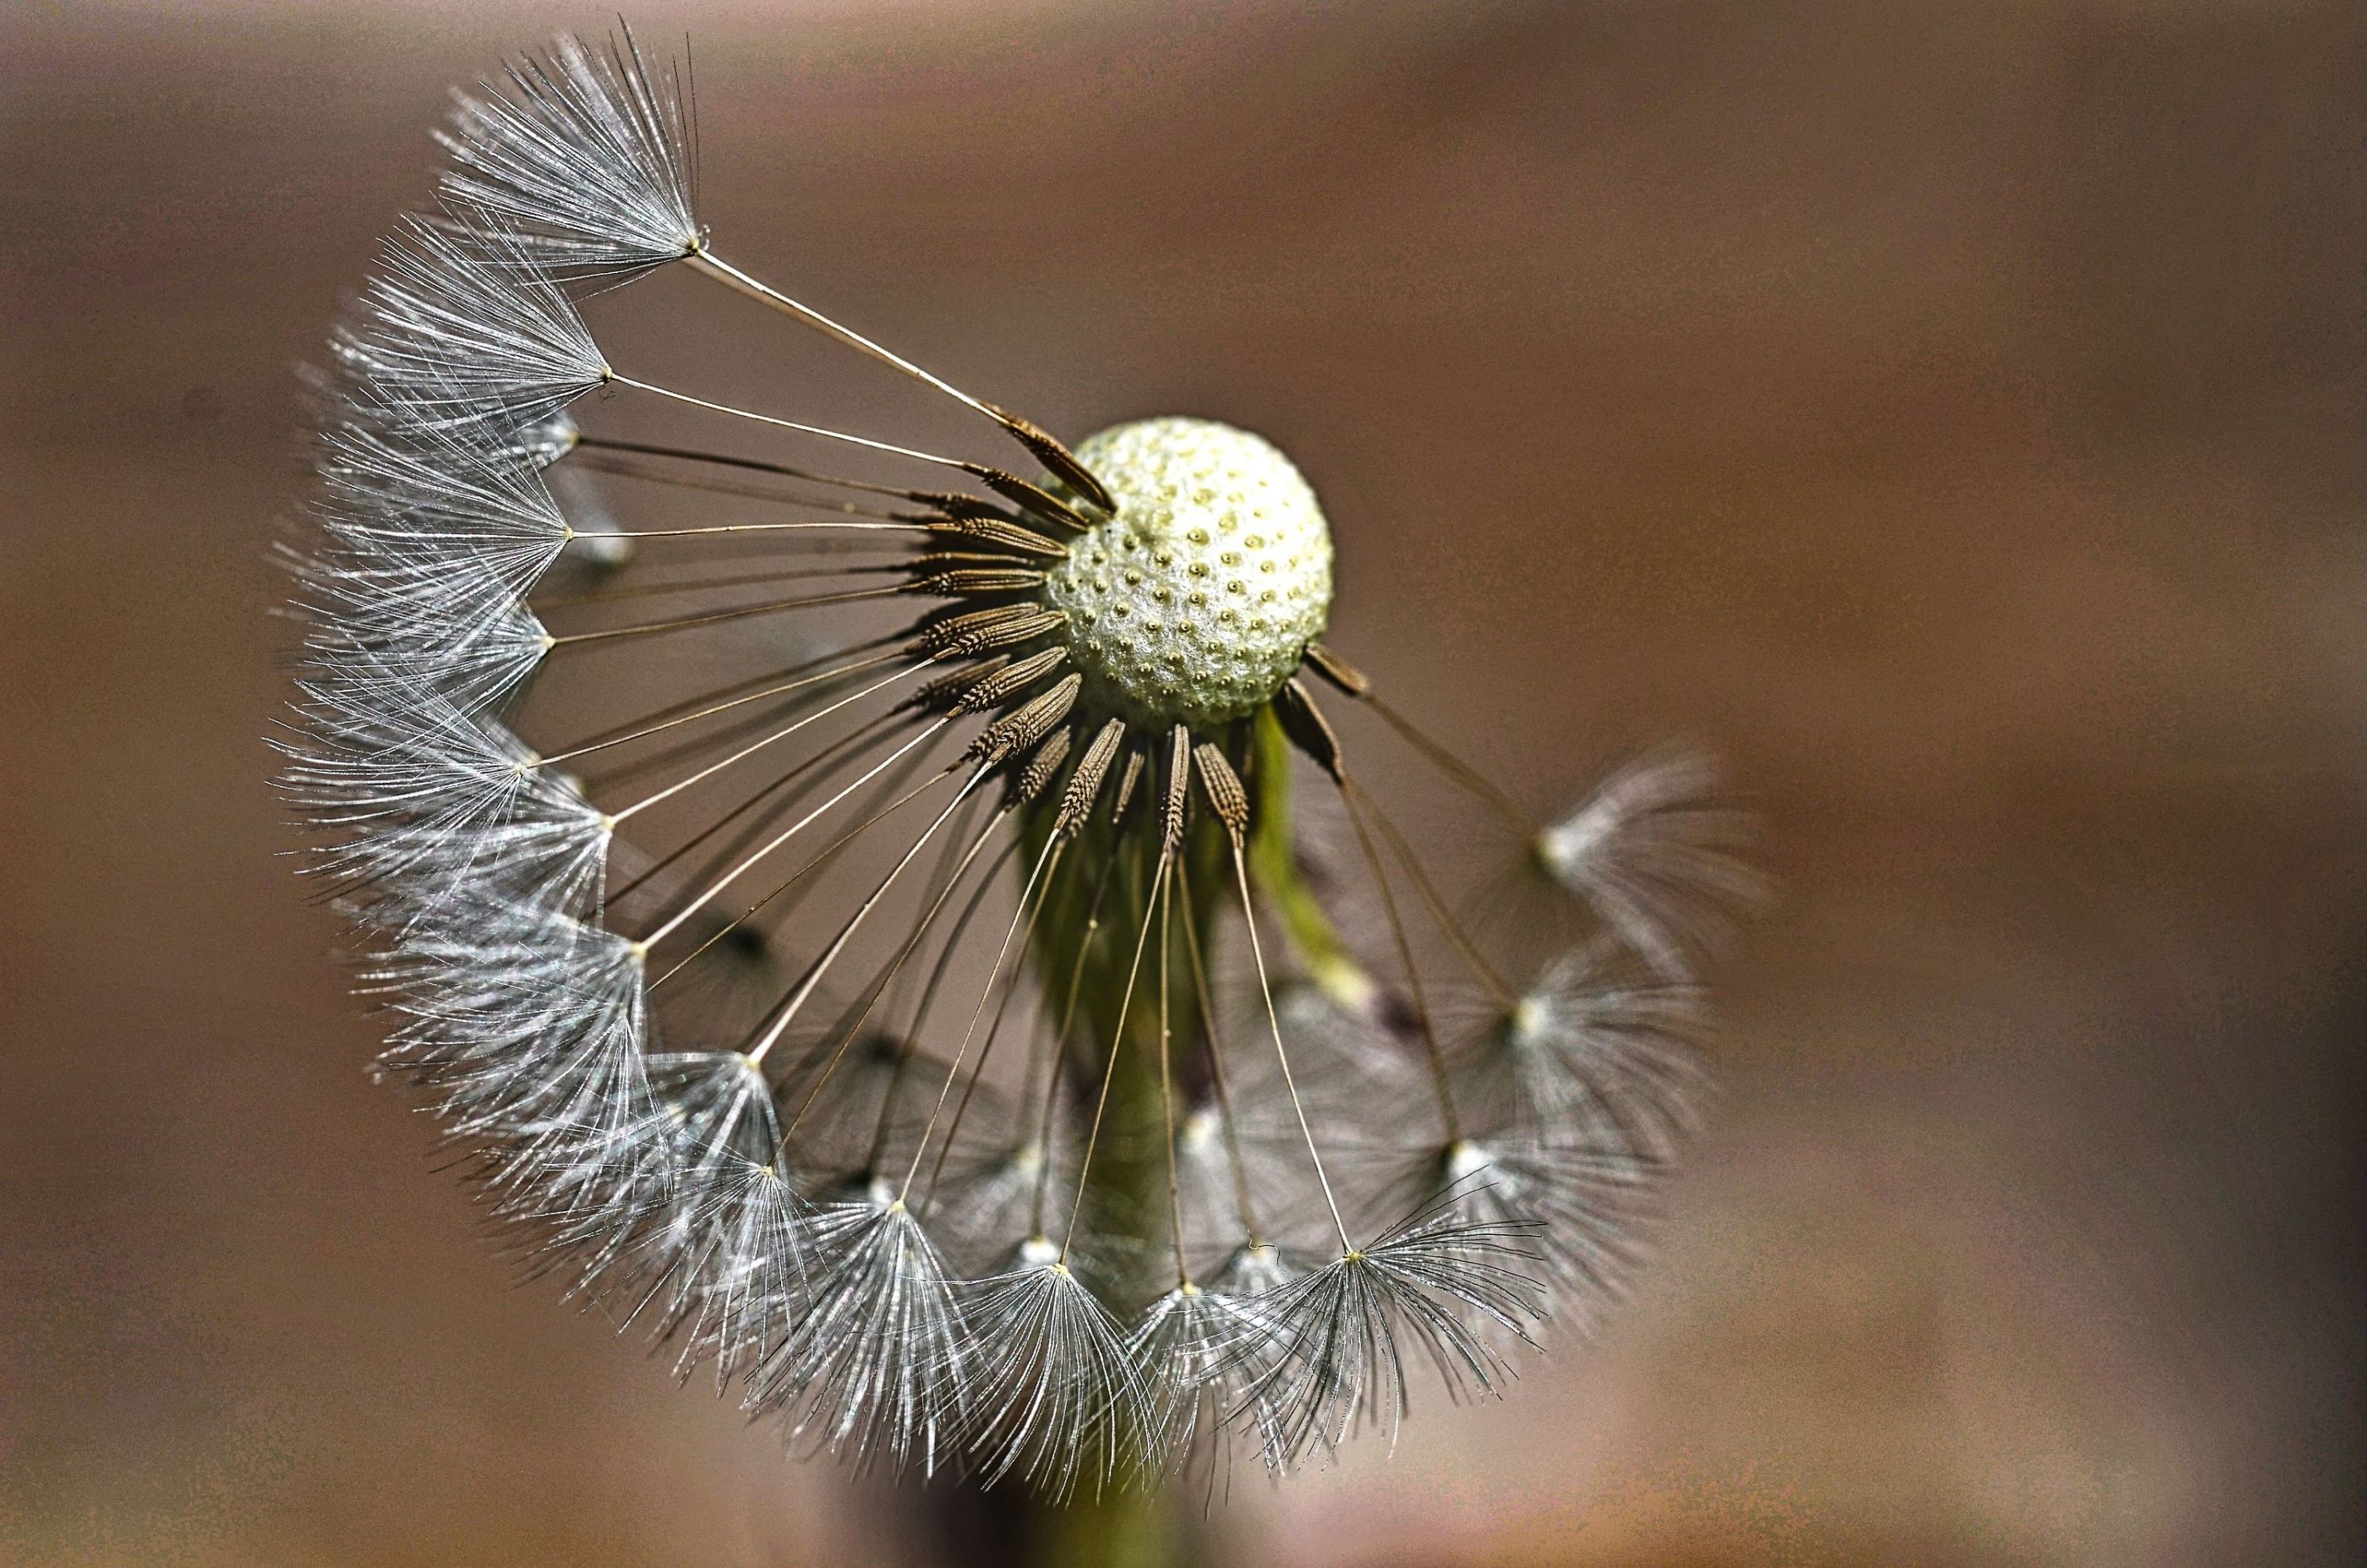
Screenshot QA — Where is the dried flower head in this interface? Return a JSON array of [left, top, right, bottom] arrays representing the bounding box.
[[280, 25, 1752, 1494]]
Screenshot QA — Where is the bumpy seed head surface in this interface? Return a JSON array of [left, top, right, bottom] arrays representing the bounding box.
[[1043, 418, 1333, 729]]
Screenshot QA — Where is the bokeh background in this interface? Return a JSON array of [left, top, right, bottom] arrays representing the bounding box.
[[4, 1, 2363, 1563]]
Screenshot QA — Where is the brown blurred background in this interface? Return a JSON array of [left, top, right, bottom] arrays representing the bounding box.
[[3, 1, 2363, 1563]]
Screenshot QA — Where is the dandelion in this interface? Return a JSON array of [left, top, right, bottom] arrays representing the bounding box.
[[281, 24, 1749, 1496]]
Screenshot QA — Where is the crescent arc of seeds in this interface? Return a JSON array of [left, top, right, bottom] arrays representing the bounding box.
[[280, 26, 1757, 1494]]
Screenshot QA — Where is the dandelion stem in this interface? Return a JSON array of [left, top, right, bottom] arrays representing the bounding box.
[[1059, 850, 1169, 1266]]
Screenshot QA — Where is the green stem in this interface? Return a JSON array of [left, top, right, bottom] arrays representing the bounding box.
[[1033, 1483, 1175, 1568], [1246, 707, 1372, 1009], [1005, 713, 1364, 1565], [1014, 762, 1202, 1560]]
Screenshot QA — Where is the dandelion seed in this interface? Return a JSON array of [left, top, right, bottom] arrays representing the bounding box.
[[283, 23, 1749, 1492], [1533, 746, 1765, 980], [959, 1259, 1145, 1498], [336, 217, 611, 434], [1129, 1277, 1287, 1483], [1244, 1198, 1545, 1469], [439, 26, 704, 283], [1477, 944, 1712, 1155], [757, 1197, 969, 1473]]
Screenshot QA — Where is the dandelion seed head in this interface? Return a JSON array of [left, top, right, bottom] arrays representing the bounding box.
[[282, 20, 1748, 1493]]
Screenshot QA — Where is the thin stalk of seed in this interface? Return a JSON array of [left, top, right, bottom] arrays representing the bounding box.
[[648, 735, 961, 986], [532, 560, 908, 609], [610, 706, 911, 903], [767, 790, 1009, 1139], [572, 434, 1018, 520], [581, 682, 905, 799], [683, 249, 993, 422], [898, 833, 1061, 1196], [1344, 775, 1516, 1008], [1335, 774, 1462, 1146], [917, 839, 1066, 1213], [1155, 865, 1190, 1289], [1173, 853, 1265, 1248], [898, 832, 1063, 1202], [1047, 724, 1192, 1261], [683, 248, 1115, 514], [1025, 845, 1122, 1242], [1020, 740, 1148, 1240], [606, 373, 988, 482], [829, 802, 1022, 1167], [750, 762, 993, 1068], [876, 777, 1012, 1041], [604, 701, 924, 882], [605, 370, 1091, 530], [610, 664, 929, 828], [536, 647, 909, 769], [543, 581, 910, 647], [672, 668, 1079, 975], [570, 445, 936, 519], [596, 521, 927, 540], [725, 785, 1000, 1230], [1228, 839, 1353, 1253], [1363, 697, 1534, 836], [549, 632, 905, 758], [638, 717, 954, 952], [1305, 644, 1533, 836]]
